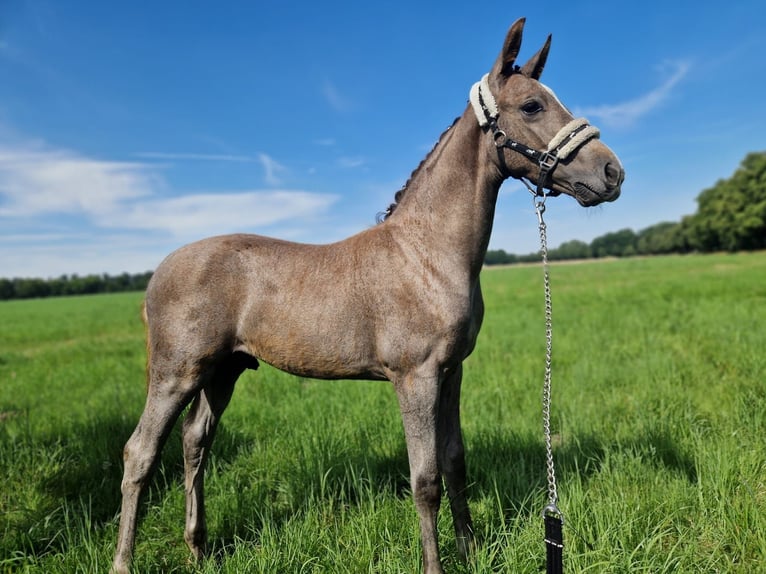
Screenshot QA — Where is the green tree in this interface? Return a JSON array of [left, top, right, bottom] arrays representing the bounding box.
[[484, 249, 517, 265], [550, 239, 591, 260], [590, 228, 638, 257], [685, 152, 766, 252], [0, 271, 153, 300], [0, 279, 14, 300], [12, 278, 50, 299], [636, 222, 685, 255]]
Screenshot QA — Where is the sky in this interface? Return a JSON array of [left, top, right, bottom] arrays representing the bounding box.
[[1, 1, 765, 278]]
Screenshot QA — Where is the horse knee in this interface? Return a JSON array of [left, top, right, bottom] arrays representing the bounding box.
[[181, 412, 207, 454], [121, 434, 158, 492], [443, 437, 465, 465], [413, 473, 442, 509]]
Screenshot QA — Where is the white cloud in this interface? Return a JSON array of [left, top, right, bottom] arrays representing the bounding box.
[[575, 60, 690, 128], [321, 78, 353, 113], [134, 151, 289, 186], [0, 143, 339, 248], [134, 151, 255, 162], [0, 148, 153, 216], [337, 156, 366, 169], [100, 190, 338, 238], [0, 235, 167, 278], [258, 152, 286, 185], [0, 140, 355, 278]]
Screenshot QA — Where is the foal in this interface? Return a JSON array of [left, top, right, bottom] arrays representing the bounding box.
[[112, 18, 623, 574]]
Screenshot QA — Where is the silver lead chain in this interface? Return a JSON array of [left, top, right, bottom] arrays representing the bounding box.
[[533, 195, 562, 519]]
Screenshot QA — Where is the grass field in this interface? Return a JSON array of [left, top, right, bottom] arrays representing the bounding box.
[[1, 252, 764, 573]]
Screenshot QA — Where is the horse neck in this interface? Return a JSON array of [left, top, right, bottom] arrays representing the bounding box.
[[387, 107, 504, 279]]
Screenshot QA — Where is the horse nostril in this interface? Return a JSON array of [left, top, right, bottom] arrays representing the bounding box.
[[604, 162, 623, 188]]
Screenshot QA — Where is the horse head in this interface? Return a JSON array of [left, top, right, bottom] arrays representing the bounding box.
[[479, 18, 624, 206]]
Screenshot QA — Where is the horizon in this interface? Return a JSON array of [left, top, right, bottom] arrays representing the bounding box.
[[2, 1, 765, 278]]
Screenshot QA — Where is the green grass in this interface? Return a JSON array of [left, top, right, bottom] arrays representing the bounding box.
[[1, 252, 764, 573]]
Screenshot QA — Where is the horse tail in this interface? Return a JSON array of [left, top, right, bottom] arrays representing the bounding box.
[[141, 299, 151, 394]]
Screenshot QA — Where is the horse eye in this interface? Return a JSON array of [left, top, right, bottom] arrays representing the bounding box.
[[521, 101, 544, 116]]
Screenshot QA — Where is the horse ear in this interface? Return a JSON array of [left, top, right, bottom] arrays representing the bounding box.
[[491, 18, 526, 80], [520, 34, 552, 80]]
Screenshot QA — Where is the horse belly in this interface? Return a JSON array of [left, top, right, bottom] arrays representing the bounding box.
[[238, 306, 384, 381]]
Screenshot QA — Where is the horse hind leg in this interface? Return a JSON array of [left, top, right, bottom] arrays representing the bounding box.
[[182, 351, 257, 560], [111, 372, 200, 574]]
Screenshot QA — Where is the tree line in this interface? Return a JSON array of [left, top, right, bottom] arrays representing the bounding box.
[[0, 272, 153, 301], [485, 151, 766, 265]]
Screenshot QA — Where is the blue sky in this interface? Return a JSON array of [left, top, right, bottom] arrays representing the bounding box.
[[1, 1, 764, 278]]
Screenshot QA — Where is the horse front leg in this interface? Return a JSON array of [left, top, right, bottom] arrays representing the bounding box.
[[437, 364, 474, 559], [395, 371, 444, 574], [181, 371, 238, 560]]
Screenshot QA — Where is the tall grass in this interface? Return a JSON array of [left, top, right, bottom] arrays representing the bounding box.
[[1, 252, 764, 572]]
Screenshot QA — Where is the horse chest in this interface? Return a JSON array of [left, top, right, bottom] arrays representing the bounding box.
[[373, 281, 482, 369]]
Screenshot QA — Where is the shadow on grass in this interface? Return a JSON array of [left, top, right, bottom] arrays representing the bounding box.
[[10, 401, 695, 566], [17, 407, 407, 563], [205, 429, 413, 562], [466, 424, 696, 530], [3, 409, 250, 562]]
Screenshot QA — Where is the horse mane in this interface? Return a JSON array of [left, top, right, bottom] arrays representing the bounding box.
[[377, 117, 461, 222]]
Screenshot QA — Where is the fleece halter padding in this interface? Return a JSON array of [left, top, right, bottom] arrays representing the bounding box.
[[546, 118, 600, 160], [469, 74, 499, 128], [469, 73, 600, 161]]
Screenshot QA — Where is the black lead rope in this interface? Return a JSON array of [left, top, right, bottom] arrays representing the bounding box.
[[545, 510, 564, 573]]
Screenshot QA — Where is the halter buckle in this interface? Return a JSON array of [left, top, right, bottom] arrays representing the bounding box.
[[538, 152, 559, 173]]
